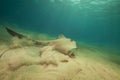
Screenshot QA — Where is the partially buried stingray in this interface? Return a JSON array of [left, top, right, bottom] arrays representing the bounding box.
[[6, 27, 76, 58]]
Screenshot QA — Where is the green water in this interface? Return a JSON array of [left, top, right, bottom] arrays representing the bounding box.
[[0, 0, 120, 64]]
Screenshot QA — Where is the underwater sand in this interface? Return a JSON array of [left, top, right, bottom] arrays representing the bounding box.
[[0, 27, 120, 80]]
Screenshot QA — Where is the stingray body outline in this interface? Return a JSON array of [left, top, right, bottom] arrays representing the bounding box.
[[5, 27, 76, 58]]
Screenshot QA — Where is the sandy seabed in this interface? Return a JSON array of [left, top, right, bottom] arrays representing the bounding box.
[[0, 44, 120, 80], [0, 26, 120, 80]]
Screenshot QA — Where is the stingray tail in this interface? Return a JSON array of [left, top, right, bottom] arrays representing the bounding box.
[[6, 27, 26, 39], [5, 27, 35, 42], [5, 27, 48, 45]]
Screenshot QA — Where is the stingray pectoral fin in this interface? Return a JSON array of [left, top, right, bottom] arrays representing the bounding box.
[[6, 27, 27, 39]]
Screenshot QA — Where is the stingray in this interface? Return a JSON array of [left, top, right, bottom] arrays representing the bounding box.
[[6, 27, 25, 39], [6, 27, 36, 41], [5, 27, 76, 57]]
